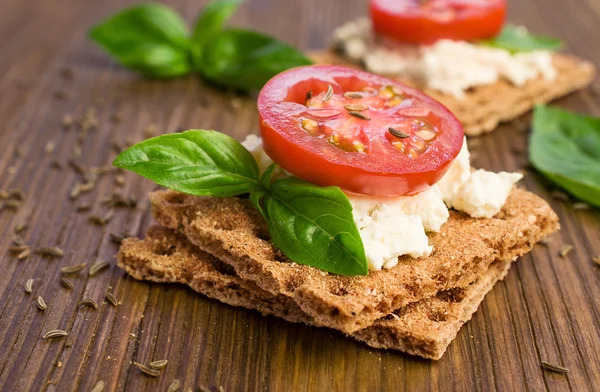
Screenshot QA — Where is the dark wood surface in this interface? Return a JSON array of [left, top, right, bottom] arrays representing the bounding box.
[[1, 0, 599, 391]]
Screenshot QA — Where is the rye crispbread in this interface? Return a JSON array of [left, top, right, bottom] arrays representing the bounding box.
[[309, 50, 596, 136], [148, 188, 558, 334], [117, 226, 513, 360]]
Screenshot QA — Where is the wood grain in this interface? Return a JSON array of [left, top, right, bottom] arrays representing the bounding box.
[[0, 0, 599, 391]]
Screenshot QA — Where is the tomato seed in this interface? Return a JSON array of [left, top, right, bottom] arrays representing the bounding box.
[[415, 130, 436, 141], [389, 127, 410, 139], [343, 92, 363, 99], [301, 119, 319, 134], [344, 104, 368, 112]]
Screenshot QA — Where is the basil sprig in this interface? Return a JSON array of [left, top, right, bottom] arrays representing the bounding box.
[[89, 1, 312, 90], [114, 130, 368, 276], [481, 25, 563, 53], [530, 105, 600, 208]]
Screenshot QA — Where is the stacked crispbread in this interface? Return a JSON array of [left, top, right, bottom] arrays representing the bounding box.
[[309, 51, 596, 136], [117, 187, 559, 359]]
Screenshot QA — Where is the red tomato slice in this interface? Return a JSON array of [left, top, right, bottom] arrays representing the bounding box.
[[257, 65, 464, 197], [369, 0, 506, 45]]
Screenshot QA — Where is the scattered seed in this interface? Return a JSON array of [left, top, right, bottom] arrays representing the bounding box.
[[17, 248, 31, 260], [88, 215, 107, 226], [343, 92, 363, 99], [0, 190, 7, 199], [37, 246, 64, 257], [540, 361, 569, 374], [149, 359, 168, 370], [60, 277, 74, 289], [9, 245, 29, 253], [559, 245, 573, 258], [76, 203, 91, 212], [45, 141, 56, 154], [37, 296, 47, 310], [344, 104, 368, 112], [105, 292, 119, 306], [102, 193, 137, 209], [2, 200, 21, 210], [43, 329, 68, 339], [323, 85, 333, 102], [539, 238, 552, 245], [103, 209, 115, 224], [592, 256, 600, 266], [62, 114, 74, 129], [68, 160, 86, 175], [573, 202, 590, 210], [389, 127, 410, 138], [109, 232, 126, 245], [13, 235, 25, 246], [348, 111, 370, 120], [199, 387, 212, 392], [79, 299, 98, 310], [305, 90, 313, 102], [25, 279, 34, 294], [89, 260, 110, 276], [144, 124, 158, 138], [8, 189, 25, 201], [60, 263, 87, 274], [167, 379, 181, 392], [136, 363, 161, 377], [551, 190, 569, 201], [91, 380, 105, 392], [14, 224, 27, 234], [54, 90, 71, 100], [114, 175, 125, 187]]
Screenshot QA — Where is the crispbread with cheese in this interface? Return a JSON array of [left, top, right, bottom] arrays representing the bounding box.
[[118, 226, 514, 360], [309, 50, 595, 136], [147, 188, 558, 334]]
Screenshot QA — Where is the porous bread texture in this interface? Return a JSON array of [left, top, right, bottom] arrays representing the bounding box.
[[117, 226, 513, 360], [149, 188, 558, 334], [309, 50, 596, 136]]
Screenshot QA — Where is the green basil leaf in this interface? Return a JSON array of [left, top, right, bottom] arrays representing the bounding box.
[[481, 25, 563, 53], [89, 3, 192, 77], [201, 28, 313, 90], [530, 105, 600, 207], [113, 130, 261, 197], [263, 178, 367, 276], [190, 0, 243, 70]]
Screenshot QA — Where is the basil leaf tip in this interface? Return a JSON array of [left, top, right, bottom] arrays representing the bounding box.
[[114, 130, 367, 276], [89, 3, 192, 78], [530, 105, 600, 208], [481, 25, 563, 53]]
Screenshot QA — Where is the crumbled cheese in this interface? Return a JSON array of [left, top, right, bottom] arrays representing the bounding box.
[[433, 137, 471, 208], [452, 170, 523, 218], [333, 18, 557, 99], [242, 134, 273, 172], [241, 135, 522, 270], [357, 209, 432, 270]]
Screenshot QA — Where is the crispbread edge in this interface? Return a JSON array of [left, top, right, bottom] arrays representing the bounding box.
[[117, 226, 513, 360], [149, 188, 558, 334]]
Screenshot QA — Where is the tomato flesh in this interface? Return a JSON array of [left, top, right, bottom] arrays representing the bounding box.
[[369, 0, 506, 45], [258, 65, 464, 196]]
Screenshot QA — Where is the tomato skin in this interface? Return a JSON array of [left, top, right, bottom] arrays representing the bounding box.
[[369, 0, 506, 45], [258, 65, 464, 197]]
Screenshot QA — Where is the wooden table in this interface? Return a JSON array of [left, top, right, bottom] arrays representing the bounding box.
[[1, 0, 599, 390]]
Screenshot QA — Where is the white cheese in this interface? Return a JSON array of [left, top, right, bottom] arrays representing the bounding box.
[[357, 209, 432, 271], [242, 134, 273, 173], [240, 135, 522, 271], [452, 170, 523, 218], [433, 137, 471, 208], [333, 18, 557, 99]]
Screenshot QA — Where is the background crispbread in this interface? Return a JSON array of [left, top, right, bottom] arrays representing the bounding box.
[[117, 226, 513, 360], [149, 188, 558, 334], [309, 50, 596, 136]]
